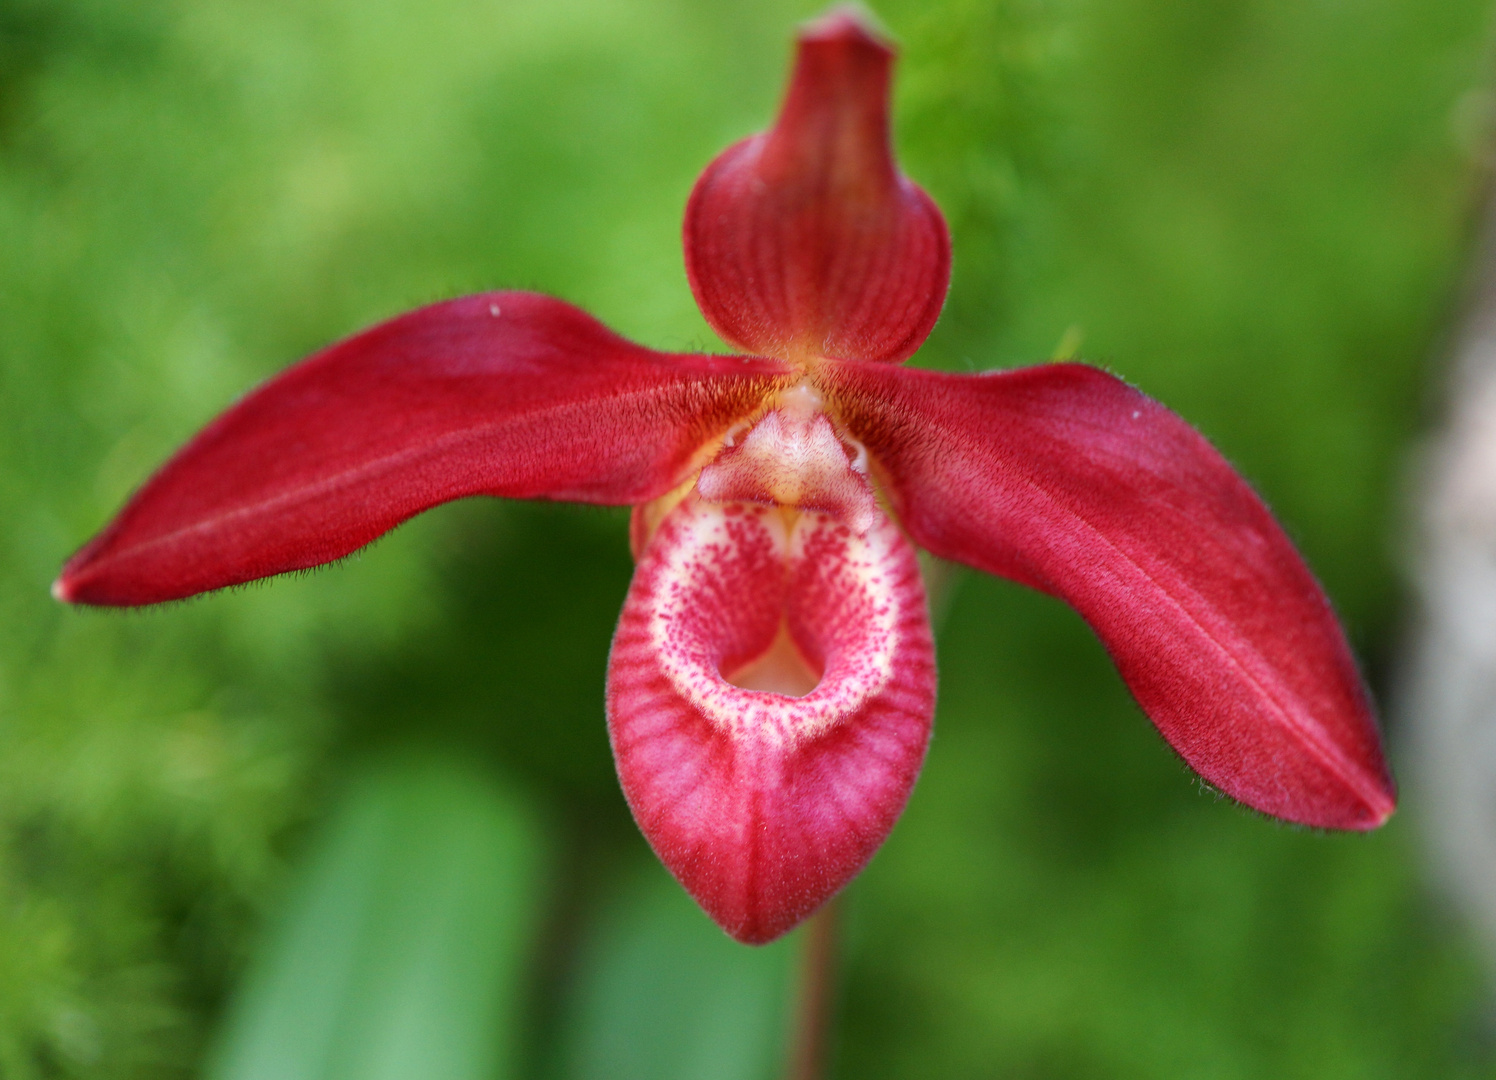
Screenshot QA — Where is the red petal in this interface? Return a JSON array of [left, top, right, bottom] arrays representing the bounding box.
[[823, 360, 1396, 830], [57, 292, 789, 606], [683, 9, 950, 365], [607, 498, 935, 943]]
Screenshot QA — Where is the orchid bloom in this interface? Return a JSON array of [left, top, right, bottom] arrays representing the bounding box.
[[55, 9, 1395, 945]]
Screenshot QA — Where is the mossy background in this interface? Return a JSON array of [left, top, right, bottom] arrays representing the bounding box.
[[2, 0, 1494, 1076]]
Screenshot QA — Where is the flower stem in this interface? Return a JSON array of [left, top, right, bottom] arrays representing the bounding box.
[[787, 897, 840, 1080]]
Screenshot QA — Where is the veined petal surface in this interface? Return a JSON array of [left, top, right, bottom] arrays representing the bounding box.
[[824, 359, 1395, 830], [607, 498, 935, 943], [58, 292, 789, 606], [683, 10, 949, 365]]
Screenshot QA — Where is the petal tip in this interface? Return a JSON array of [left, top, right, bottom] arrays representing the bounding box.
[[50, 573, 73, 604], [1268, 773, 1396, 832], [1351, 783, 1398, 831], [800, 4, 894, 51], [726, 909, 818, 946]]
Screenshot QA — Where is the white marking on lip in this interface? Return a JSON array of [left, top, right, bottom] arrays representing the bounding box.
[[645, 500, 904, 747]]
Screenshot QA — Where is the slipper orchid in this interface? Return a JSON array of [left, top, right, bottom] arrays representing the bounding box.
[[55, 8, 1395, 945]]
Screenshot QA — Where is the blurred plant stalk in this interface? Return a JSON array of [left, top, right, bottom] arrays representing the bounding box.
[[1406, 191, 1496, 967], [786, 899, 840, 1080]]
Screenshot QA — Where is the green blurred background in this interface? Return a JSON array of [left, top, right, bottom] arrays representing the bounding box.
[[2, 0, 1494, 1076]]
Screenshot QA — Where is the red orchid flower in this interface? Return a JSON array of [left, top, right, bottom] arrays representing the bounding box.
[[55, 9, 1395, 945]]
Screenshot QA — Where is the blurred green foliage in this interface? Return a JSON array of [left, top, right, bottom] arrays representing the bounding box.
[[558, 867, 793, 1080], [0, 0, 1493, 1076], [207, 756, 545, 1080]]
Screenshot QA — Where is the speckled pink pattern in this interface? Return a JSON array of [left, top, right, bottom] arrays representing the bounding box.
[[607, 496, 935, 943]]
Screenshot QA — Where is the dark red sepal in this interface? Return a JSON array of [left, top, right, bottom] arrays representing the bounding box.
[[823, 359, 1396, 831], [683, 8, 950, 365], [57, 292, 789, 606]]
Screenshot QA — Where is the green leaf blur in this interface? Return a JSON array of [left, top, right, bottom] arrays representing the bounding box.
[[207, 756, 545, 1080], [0, 0, 1491, 1077], [558, 867, 794, 1080]]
